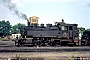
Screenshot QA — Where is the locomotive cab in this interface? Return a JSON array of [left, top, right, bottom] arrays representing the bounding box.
[[53, 19, 79, 46]]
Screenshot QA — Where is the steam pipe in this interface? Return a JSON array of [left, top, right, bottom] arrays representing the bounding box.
[[27, 19, 30, 26]]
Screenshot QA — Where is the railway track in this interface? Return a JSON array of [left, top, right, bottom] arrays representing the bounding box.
[[0, 46, 90, 52], [0, 40, 90, 52]]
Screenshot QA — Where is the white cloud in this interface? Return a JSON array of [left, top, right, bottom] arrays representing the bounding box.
[[11, 0, 24, 7], [77, 1, 89, 6], [0, 4, 6, 9], [42, 0, 77, 2], [17, 3, 24, 7], [9, 0, 78, 7], [82, 2, 88, 6], [6, 14, 14, 17], [11, 0, 18, 4], [61, 7, 64, 9], [21, 0, 77, 3], [0, 13, 2, 16]]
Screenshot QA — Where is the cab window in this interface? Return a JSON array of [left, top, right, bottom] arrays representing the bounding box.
[[69, 26, 72, 30], [61, 26, 65, 30], [61, 26, 68, 31]]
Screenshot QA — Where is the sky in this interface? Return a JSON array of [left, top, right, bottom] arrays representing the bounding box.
[[0, 0, 90, 29]]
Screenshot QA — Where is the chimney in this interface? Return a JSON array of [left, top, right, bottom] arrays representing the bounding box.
[[62, 19, 64, 23]]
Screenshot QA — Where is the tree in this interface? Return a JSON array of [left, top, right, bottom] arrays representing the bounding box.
[[86, 29, 90, 31], [12, 23, 25, 34], [0, 20, 12, 36]]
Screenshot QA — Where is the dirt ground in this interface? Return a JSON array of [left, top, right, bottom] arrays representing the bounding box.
[[0, 52, 90, 60], [0, 40, 90, 60]]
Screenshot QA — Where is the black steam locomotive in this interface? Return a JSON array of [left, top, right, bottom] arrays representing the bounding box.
[[15, 16, 79, 46], [81, 30, 90, 46]]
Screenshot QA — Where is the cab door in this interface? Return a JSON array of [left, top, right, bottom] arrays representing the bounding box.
[[69, 26, 73, 39]]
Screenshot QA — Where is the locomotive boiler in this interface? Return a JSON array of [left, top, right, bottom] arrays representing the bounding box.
[[15, 16, 79, 46]]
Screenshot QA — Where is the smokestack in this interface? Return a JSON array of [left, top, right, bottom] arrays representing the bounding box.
[[62, 19, 64, 23], [27, 19, 30, 26]]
